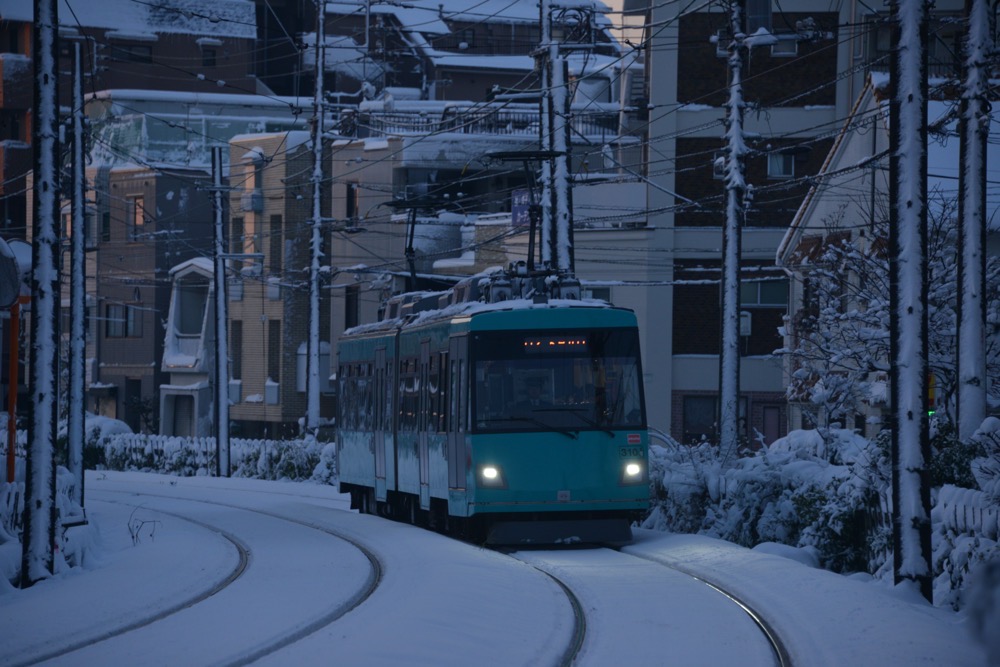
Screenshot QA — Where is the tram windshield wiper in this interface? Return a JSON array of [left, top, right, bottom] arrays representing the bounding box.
[[491, 415, 578, 439], [556, 407, 615, 438]]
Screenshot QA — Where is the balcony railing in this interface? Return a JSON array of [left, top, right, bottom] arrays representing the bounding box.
[[352, 102, 622, 141]]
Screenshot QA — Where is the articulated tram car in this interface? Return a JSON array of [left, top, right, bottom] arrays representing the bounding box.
[[336, 298, 649, 545]]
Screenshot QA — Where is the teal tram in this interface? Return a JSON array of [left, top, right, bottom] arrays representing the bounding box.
[[336, 277, 649, 545]]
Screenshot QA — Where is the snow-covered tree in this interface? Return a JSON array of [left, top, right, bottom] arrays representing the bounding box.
[[780, 193, 1000, 430]]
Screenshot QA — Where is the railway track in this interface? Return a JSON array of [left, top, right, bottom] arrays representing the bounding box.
[[512, 545, 792, 667], [6, 499, 252, 667], [619, 547, 792, 667], [19, 489, 383, 667]]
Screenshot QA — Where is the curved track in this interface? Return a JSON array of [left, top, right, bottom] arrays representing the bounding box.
[[14, 488, 381, 667], [7, 500, 252, 667], [514, 546, 792, 667], [620, 548, 792, 667]]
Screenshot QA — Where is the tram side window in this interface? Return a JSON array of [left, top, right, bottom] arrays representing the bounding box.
[[427, 353, 439, 433], [358, 363, 372, 432], [438, 352, 448, 432], [399, 357, 418, 432], [337, 364, 346, 429], [382, 364, 393, 432], [340, 364, 354, 430], [449, 358, 461, 432]]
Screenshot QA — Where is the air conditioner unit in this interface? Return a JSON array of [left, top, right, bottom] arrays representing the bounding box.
[[240, 190, 263, 212]]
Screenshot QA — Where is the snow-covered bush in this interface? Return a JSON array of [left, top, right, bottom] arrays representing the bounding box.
[[645, 426, 995, 591], [310, 441, 338, 485]]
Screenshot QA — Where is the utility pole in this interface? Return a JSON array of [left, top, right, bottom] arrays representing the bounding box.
[[889, 0, 933, 603], [538, 0, 584, 275], [211, 146, 231, 477], [719, 0, 747, 463], [22, 0, 60, 587], [67, 39, 86, 507], [306, 0, 326, 434], [956, 0, 991, 441], [538, 0, 554, 271]]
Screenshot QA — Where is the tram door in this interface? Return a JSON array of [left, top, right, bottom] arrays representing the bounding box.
[[374, 347, 388, 501], [419, 340, 431, 508], [447, 336, 467, 490]]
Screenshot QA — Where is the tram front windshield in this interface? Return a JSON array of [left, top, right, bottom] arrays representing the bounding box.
[[471, 328, 645, 433]]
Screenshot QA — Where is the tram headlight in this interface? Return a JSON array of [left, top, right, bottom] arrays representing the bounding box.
[[478, 464, 507, 489], [621, 461, 645, 484]]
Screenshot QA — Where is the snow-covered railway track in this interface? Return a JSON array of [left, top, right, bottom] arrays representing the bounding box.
[[513, 546, 790, 667], [6, 498, 252, 667], [614, 546, 792, 667], [26, 488, 381, 667]]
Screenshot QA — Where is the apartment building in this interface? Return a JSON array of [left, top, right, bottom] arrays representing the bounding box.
[[0, 0, 259, 237], [629, 0, 971, 446], [220, 132, 334, 438]]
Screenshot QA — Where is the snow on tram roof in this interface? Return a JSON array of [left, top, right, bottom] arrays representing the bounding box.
[[342, 297, 614, 338]]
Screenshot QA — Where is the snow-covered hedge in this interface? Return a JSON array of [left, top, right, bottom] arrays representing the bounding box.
[[94, 433, 336, 483], [644, 426, 1000, 610]]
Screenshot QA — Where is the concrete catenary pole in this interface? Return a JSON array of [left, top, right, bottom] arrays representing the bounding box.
[[22, 0, 60, 587], [889, 0, 933, 603], [719, 0, 747, 462]]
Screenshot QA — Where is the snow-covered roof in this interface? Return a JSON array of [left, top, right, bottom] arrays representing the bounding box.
[[779, 75, 1000, 266], [169, 256, 214, 277], [86, 89, 311, 111], [0, 0, 257, 39], [85, 89, 312, 170], [329, 0, 612, 29]]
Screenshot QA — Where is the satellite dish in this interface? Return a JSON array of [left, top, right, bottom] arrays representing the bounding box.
[[0, 237, 19, 308]]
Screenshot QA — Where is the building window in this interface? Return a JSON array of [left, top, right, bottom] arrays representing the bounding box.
[[714, 29, 730, 57], [269, 215, 283, 273], [345, 284, 359, 329], [740, 279, 788, 307], [126, 196, 145, 240], [267, 319, 281, 382], [683, 396, 717, 443], [771, 37, 798, 57], [202, 48, 216, 67], [106, 303, 142, 338], [345, 182, 359, 222], [110, 44, 152, 64], [746, 0, 771, 33], [101, 211, 111, 241], [230, 320, 243, 380], [767, 153, 795, 179], [231, 216, 245, 271], [231, 217, 244, 255], [682, 395, 748, 444], [583, 287, 611, 301]]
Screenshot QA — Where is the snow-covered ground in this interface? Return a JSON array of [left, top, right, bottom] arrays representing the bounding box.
[[0, 471, 990, 666]]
